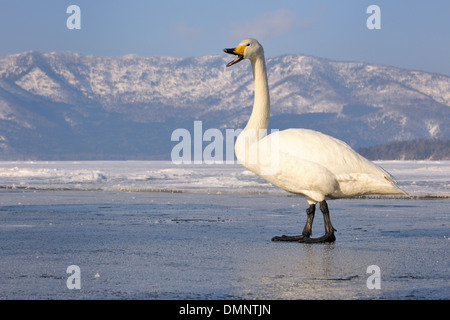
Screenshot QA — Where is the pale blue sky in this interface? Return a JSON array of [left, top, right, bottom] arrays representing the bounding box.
[[1, 0, 449, 75]]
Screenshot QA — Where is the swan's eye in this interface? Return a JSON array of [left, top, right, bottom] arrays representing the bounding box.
[[246, 43, 250, 46]]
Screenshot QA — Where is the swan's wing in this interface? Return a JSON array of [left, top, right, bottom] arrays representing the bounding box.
[[272, 129, 393, 179], [257, 129, 406, 197]]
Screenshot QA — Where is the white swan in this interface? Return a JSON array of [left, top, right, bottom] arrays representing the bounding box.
[[224, 38, 407, 243]]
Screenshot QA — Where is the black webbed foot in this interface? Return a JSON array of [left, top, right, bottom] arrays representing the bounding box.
[[297, 232, 336, 243], [272, 232, 336, 243], [271, 235, 307, 242]]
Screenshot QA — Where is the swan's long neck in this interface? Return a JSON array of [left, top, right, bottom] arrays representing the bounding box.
[[235, 54, 270, 166], [244, 55, 270, 136]]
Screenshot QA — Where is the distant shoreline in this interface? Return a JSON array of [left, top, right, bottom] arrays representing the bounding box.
[[357, 138, 450, 161]]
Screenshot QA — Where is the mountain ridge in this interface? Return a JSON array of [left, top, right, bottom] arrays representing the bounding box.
[[1, 50, 449, 160]]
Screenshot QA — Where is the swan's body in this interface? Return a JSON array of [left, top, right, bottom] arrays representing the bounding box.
[[224, 38, 406, 242], [239, 128, 404, 203]]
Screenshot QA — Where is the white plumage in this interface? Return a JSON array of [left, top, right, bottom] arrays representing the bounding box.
[[242, 128, 406, 203], [224, 38, 406, 243]]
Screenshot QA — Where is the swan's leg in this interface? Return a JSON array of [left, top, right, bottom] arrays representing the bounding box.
[[320, 200, 337, 236], [298, 200, 336, 243], [302, 203, 315, 237], [271, 204, 315, 241]]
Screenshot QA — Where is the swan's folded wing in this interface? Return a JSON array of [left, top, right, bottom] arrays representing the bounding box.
[[254, 129, 407, 197], [271, 129, 395, 179]]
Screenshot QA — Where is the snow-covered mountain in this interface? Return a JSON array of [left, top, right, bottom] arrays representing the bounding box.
[[0, 50, 449, 160]]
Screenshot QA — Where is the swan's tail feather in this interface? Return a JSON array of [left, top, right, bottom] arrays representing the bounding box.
[[336, 173, 408, 197], [383, 174, 409, 196]]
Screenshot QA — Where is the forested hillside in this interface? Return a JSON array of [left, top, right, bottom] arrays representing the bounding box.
[[357, 139, 450, 160]]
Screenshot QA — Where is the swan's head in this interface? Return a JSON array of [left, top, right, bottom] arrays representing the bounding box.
[[223, 38, 264, 67]]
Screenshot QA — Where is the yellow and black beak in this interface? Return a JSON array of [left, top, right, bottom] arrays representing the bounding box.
[[223, 44, 246, 67]]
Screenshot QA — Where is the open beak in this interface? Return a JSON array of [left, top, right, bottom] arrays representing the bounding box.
[[223, 48, 244, 67]]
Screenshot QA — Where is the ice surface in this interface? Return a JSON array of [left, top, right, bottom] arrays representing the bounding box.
[[0, 161, 273, 194], [0, 160, 449, 198], [0, 161, 449, 300]]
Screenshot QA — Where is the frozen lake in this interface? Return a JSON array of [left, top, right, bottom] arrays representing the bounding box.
[[0, 161, 449, 299]]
